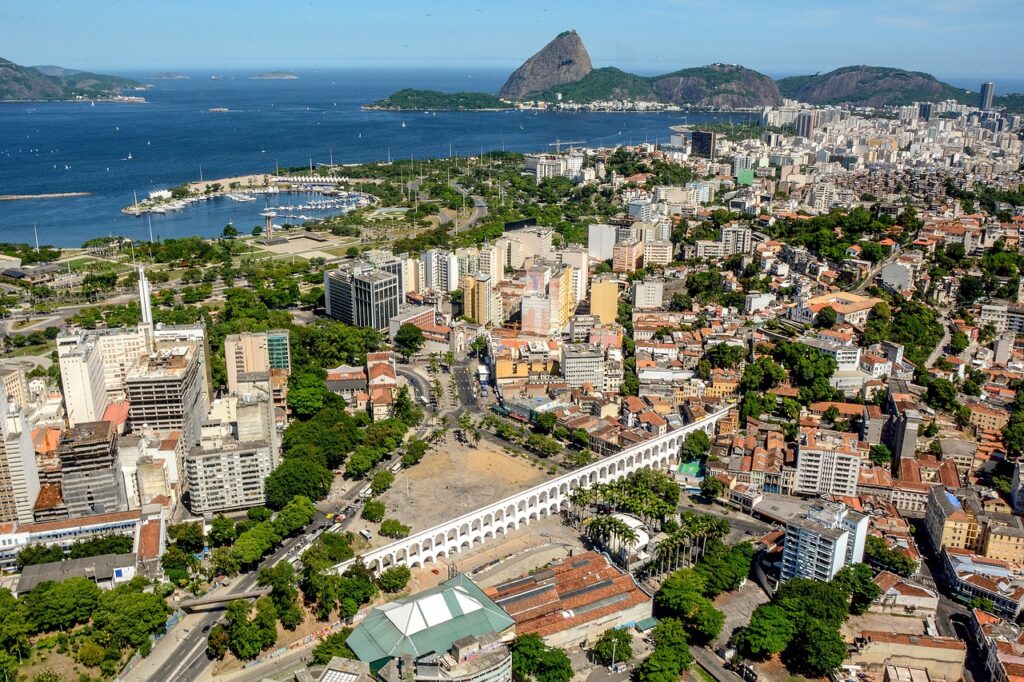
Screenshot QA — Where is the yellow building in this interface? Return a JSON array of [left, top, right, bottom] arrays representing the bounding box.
[[590, 279, 619, 325]]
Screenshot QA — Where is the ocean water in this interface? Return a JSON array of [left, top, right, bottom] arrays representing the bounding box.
[[0, 68, 757, 247]]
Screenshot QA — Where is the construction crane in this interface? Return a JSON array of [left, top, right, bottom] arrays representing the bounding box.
[[548, 139, 586, 154]]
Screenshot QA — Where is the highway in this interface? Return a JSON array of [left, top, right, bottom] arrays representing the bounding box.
[[132, 483, 369, 682]]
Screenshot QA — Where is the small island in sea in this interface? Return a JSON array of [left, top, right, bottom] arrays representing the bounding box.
[[251, 71, 299, 80], [366, 88, 513, 111], [154, 72, 189, 80]]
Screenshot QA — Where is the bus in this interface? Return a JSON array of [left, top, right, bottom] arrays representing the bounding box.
[[419, 395, 431, 407]]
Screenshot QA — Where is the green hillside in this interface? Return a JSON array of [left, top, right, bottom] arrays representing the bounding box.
[[0, 57, 142, 100], [368, 89, 512, 110], [525, 67, 660, 102]]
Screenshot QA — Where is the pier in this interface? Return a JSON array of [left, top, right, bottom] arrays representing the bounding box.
[[0, 192, 92, 201]]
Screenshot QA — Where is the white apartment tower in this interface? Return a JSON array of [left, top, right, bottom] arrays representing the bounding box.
[[781, 502, 868, 582]]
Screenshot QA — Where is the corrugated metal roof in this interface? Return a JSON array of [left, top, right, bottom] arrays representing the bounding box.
[[346, 574, 514, 665]]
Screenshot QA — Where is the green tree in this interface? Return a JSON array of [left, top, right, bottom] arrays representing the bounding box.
[[168, 521, 205, 554], [362, 499, 386, 522], [699, 475, 724, 501], [379, 519, 411, 539], [833, 563, 882, 615], [394, 323, 425, 361], [377, 565, 412, 593], [207, 624, 231, 659], [209, 515, 237, 547], [265, 458, 334, 508], [258, 562, 303, 630], [863, 536, 917, 576], [814, 306, 838, 329], [734, 604, 794, 659], [592, 628, 633, 667], [24, 577, 101, 633], [949, 331, 969, 354], [16, 544, 64, 570], [312, 628, 356, 664], [783, 617, 847, 678], [534, 412, 556, 435], [680, 431, 710, 462], [92, 584, 171, 649], [510, 633, 572, 682], [868, 444, 892, 466], [371, 469, 395, 496]]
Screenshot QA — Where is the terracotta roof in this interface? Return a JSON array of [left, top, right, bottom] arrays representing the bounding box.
[[101, 400, 131, 426], [22, 509, 140, 533], [138, 519, 162, 561], [860, 631, 965, 651]]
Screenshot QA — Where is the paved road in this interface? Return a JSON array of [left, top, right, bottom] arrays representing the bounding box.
[[395, 364, 435, 412], [134, 489, 370, 682], [690, 647, 741, 682], [453, 362, 478, 407], [926, 317, 952, 368]]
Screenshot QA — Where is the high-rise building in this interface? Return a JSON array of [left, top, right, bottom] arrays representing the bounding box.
[[980, 82, 995, 110], [224, 330, 291, 393], [0, 407, 39, 524], [794, 431, 862, 497], [557, 246, 589, 305], [588, 223, 617, 261], [721, 225, 753, 255], [520, 295, 552, 337], [794, 110, 816, 139], [0, 367, 29, 411], [186, 375, 277, 514], [57, 333, 108, 427], [781, 502, 868, 582], [560, 344, 605, 388], [466, 274, 500, 328], [422, 250, 460, 293], [690, 131, 717, 159], [612, 240, 643, 274], [590, 279, 619, 325], [325, 267, 402, 332], [643, 240, 673, 267], [58, 420, 127, 518], [632, 279, 664, 310], [125, 346, 205, 450]]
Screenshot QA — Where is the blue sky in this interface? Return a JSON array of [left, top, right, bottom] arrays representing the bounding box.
[[2, 0, 1019, 81]]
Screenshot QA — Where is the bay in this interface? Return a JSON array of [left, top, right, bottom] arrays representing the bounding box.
[[0, 68, 757, 247]]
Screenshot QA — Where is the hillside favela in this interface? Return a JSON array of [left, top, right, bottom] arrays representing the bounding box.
[[1, 3, 1024, 682]]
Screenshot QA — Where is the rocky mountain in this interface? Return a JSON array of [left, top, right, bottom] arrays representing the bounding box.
[[498, 30, 592, 100], [0, 57, 142, 100], [651, 64, 783, 108], [777, 66, 970, 107]]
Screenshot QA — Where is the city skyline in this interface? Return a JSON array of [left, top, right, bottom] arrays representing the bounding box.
[[2, 0, 1021, 81]]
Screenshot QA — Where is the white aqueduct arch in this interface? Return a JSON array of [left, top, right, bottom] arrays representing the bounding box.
[[334, 405, 731, 575]]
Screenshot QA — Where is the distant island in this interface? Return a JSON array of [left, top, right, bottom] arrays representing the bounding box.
[[251, 71, 298, 80], [0, 57, 143, 101], [155, 72, 189, 80], [369, 30, 1020, 112], [366, 89, 513, 111]]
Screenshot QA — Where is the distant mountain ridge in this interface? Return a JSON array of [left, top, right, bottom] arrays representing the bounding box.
[[371, 30, 1018, 111], [777, 66, 971, 107], [0, 57, 142, 101]]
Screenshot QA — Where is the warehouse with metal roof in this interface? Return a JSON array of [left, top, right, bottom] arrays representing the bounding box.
[[346, 574, 515, 667]]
